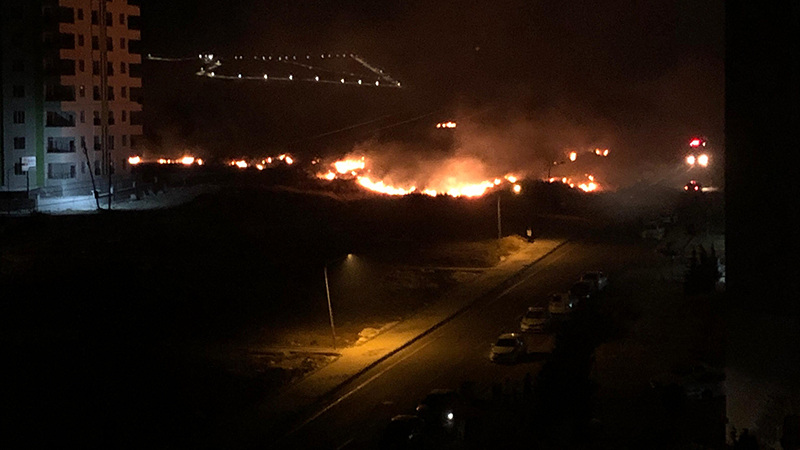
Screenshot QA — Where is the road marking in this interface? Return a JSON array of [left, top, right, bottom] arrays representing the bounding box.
[[285, 339, 435, 437], [491, 243, 577, 303]]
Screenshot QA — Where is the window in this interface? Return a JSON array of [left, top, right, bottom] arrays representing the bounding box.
[[95, 160, 101, 175], [94, 135, 101, 151], [122, 134, 128, 147], [79, 60, 85, 72], [93, 86, 100, 100], [121, 110, 127, 121], [78, 34, 84, 46], [91, 10, 98, 25], [108, 111, 115, 125], [120, 62, 126, 74], [119, 13, 125, 25], [108, 135, 115, 150], [121, 86, 127, 98], [94, 111, 100, 125], [80, 110, 85, 123], [92, 36, 99, 50], [47, 137, 76, 152], [106, 37, 113, 51], [107, 61, 114, 76], [79, 85, 86, 98], [14, 137, 26, 149], [81, 136, 86, 150], [93, 61, 100, 75], [108, 87, 115, 100], [13, 111, 25, 124], [48, 163, 76, 179], [106, 12, 113, 26], [78, 8, 84, 20], [12, 59, 24, 71], [13, 85, 25, 97]]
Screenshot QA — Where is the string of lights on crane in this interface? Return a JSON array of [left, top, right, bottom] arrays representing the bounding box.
[[148, 52, 403, 88]]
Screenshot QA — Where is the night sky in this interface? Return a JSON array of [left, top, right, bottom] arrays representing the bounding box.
[[139, 0, 723, 186]]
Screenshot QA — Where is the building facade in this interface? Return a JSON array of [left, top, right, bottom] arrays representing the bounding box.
[[1, 0, 142, 196]]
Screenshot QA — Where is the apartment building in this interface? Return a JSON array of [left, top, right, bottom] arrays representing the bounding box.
[[1, 0, 143, 196]]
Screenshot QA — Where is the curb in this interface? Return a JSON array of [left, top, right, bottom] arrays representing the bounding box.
[[281, 238, 571, 437]]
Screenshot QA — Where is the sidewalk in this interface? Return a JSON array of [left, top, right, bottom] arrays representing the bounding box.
[[262, 238, 567, 419]]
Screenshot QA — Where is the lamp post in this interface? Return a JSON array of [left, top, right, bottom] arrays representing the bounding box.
[[497, 185, 522, 239], [323, 254, 353, 350]]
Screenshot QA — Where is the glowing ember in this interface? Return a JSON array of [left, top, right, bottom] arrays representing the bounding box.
[[285, 156, 294, 165], [505, 175, 518, 183], [569, 151, 577, 162], [494, 178, 502, 185], [357, 177, 415, 196], [196, 158, 204, 165], [158, 158, 168, 164], [578, 182, 597, 192], [436, 121, 457, 128], [513, 184, 522, 194], [334, 158, 366, 174], [180, 156, 195, 165], [256, 164, 264, 170], [234, 160, 248, 168], [323, 171, 336, 180], [128, 156, 141, 165]]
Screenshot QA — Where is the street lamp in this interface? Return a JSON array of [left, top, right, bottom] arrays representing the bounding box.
[[497, 184, 522, 239], [323, 254, 354, 350]]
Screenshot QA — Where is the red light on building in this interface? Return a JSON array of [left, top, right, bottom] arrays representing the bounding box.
[[689, 138, 702, 147]]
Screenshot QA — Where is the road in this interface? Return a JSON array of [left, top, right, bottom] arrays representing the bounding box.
[[273, 236, 650, 449]]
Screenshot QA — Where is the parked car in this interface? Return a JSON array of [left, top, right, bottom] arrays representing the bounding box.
[[649, 362, 725, 400], [580, 271, 608, 291], [379, 415, 427, 449], [490, 333, 526, 363], [520, 306, 551, 332], [569, 280, 594, 304], [415, 390, 466, 438], [548, 292, 573, 315]]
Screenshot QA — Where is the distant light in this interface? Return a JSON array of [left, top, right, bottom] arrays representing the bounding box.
[[158, 158, 167, 164], [603, 149, 609, 156], [447, 412, 454, 421], [595, 148, 602, 155], [180, 156, 195, 165], [238, 73, 242, 79], [285, 156, 294, 165], [569, 151, 577, 162], [358, 79, 362, 85], [127, 156, 141, 165], [698, 154, 709, 167], [505, 175, 517, 183], [686, 155, 696, 165], [689, 138, 702, 147], [341, 78, 345, 83], [289, 74, 293, 80], [278, 154, 286, 160], [375, 81, 379, 86], [266, 157, 273, 163], [256, 164, 264, 170], [315, 76, 319, 81], [264, 74, 268, 79], [494, 178, 502, 185], [196, 158, 204, 166], [513, 184, 522, 194], [208, 53, 214, 60], [235, 160, 247, 169], [209, 72, 215, 77]]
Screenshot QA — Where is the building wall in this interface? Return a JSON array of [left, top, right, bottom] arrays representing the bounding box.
[[1, 0, 142, 194]]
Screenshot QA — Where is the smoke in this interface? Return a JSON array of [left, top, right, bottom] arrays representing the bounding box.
[[334, 105, 617, 191]]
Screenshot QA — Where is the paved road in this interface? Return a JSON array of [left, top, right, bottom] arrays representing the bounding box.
[[271, 237, 650, 449]]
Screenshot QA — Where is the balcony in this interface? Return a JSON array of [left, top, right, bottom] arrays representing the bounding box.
[[129, 87, 143, 104], [44, 59, 76, 77], [43, 32, 75, 50], [45, 85, 76, 102], [129, 63, 142, 79], [127, 15, 141, 31], [129, 111, 143, 126], [47, 137, 76, 153], [46, 111, 76, 127]]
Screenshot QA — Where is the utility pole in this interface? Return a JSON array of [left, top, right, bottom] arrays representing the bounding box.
[[99, 0, 111, 209], [497, 193, 502, 239], [323, 265, 337, 350]]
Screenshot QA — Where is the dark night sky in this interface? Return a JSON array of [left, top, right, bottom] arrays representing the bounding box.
[[139, 0, 723, 186]]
